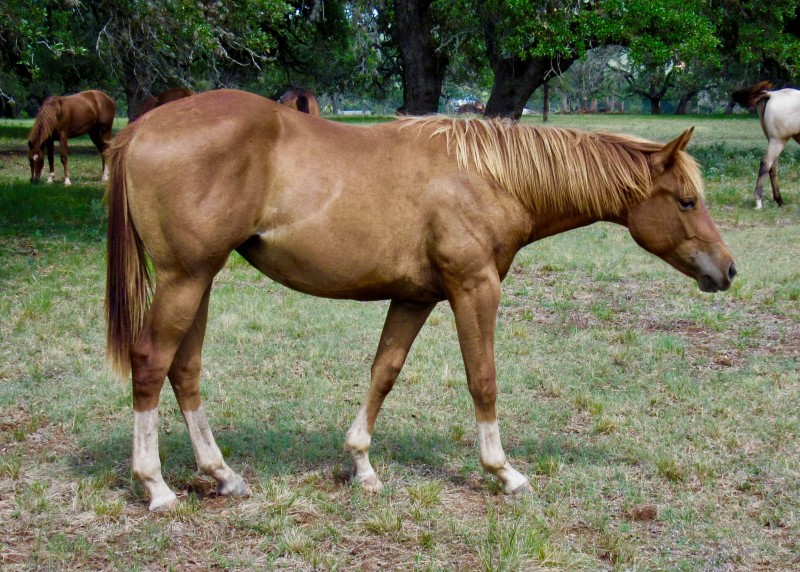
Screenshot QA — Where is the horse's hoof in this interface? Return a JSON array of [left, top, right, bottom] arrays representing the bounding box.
[[217, 476, 250, 498], [507, 481, 532, 495], [755, 199, 763, 210], [148, 491, 179, 512], [356, 473, 384, 493], [64, 178, 72, 186]]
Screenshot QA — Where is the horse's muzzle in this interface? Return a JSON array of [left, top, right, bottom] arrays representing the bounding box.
[[698, 261, 737, 293]]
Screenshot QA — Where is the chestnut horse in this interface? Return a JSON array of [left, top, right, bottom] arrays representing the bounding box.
[[27, 90, 115, 185], [134, 87, 194, 121], [278, 88, 320, 116], [732, 80, 800, 209], [105, 90, 736, 511]]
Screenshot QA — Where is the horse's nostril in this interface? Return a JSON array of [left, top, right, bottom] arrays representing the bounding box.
[[728, 262, 737, 281]]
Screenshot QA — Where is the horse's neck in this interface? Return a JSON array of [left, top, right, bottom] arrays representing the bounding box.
[[32, 107, 58, 146], [528, 210, 604, 243]]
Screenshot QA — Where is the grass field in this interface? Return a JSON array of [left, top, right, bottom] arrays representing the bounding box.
[[1, 112, 799, 571]]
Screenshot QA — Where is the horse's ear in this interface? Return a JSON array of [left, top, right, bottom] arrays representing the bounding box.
[[651, 127, 694, 174]]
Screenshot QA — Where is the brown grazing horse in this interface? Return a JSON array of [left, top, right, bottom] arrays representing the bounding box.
[[105, 90, 736, 511], [732, 80, 800, 208], [27, 90, 115, 185], [278, 88, 320, 116], [134, 87, 194, 121]]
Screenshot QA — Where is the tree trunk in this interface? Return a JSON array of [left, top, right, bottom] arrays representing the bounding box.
[[479, 7, 575, 120], [394, 0, 448, 115], [675, 91, 698, 115], [483, 50, 576, 120], [649, 97, 661, 115], [543, 79, 549, 122], [123, 62, 153, 121]]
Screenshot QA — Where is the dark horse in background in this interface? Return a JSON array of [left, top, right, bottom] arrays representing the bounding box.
[[732, 80, 800, 209], [278, 88, 320, 116], [134, 87, 194, 121], [27, 90, 115, 186], [105, 90, 735, 511]]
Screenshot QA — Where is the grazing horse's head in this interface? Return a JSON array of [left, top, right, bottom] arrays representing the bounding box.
[[627, 128, 736, 292], [27, 140, 45, 184]]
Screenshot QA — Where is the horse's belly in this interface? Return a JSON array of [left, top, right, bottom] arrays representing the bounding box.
[[236, 231, 440, 302]]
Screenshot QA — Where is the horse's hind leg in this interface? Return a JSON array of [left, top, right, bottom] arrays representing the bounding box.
[[345, 300, 435, 491], [58, 133, 71, 186], [768, 159, 784, 207], [755, 139, 786, 209], [88, 127, 109, 182], [131, 274, 214, 511], [167, 283, 249, 498]]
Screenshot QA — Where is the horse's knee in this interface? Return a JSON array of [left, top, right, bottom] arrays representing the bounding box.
[[468, 376, 498, 409], [370, 359, 403, 397]]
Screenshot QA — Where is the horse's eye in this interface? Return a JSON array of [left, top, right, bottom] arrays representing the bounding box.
[[678, 198, 695, 210]]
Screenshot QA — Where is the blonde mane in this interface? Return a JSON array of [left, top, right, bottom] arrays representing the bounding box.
[[401, 116, 704, 217], [27, 97, 62, 148]]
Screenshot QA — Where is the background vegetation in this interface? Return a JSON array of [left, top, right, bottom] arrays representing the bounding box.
[[1, 111, 799, 569], [1, 1, 799, 119]]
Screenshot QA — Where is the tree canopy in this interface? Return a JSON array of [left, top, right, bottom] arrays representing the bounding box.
[[0, 0, 798, 118]]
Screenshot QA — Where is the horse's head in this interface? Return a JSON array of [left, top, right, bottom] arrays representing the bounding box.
[[627, 128, 736, 292], [27, 140, 45, 183]]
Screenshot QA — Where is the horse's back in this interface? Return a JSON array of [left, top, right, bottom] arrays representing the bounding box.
[[121, 89, 528, 301], [65, 90, 115, 131]]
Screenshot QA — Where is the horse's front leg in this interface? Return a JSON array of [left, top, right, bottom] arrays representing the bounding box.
[[345, 300, 435, 492], [755, 139, 786, 209], [168, 283, 249, 499], [448, 273, 531, 494], [46, 140, 55, 184], [59, 134, 71, 186]]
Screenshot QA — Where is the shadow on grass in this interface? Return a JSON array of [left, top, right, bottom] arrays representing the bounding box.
[[73, 413, 632, 494], [0, 180, 106, 240]]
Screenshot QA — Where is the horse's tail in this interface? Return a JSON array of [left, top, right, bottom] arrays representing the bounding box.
[[105, 121, 152, 380], [732, 80, 773, 109]]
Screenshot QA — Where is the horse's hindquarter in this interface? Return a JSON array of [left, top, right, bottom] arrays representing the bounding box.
[[126, 91, 531, 301], [762, 89, 800, 140], [62, 91, 115, 137]]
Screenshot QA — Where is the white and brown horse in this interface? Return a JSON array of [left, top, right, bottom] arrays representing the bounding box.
[[27, 90, 115, 186], [105, 90, 736, 510], [733, 80, 800, 209]]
